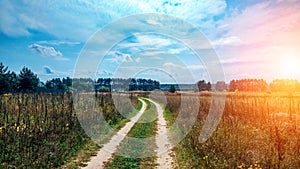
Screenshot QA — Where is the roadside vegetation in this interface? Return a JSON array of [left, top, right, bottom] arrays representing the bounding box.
[[163, 92, 300, 169], [0, 93, 138, 169]]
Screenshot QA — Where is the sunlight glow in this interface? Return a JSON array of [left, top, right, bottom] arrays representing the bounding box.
[[280, 54, 300, 78]]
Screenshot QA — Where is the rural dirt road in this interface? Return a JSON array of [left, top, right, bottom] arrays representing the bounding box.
[[82, 98, 174, 169], [146, 98, 174, 169], [82, 98, 147, 169]]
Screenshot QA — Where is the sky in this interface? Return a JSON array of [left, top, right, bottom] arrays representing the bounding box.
[[1, 0, 300, 83]]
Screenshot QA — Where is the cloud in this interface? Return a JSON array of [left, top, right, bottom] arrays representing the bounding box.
[[97, 70, 113, 76], [37, 40, 81, 46], [207, 0, 300, 83], [43, 66, 54, 74], [168, 47, 188, 54], [187, 65, 205, 71], [119, 34, 173, 49], [107, 51, 134, 63], [0, 0, 227, 41], [146, 19, 160, 25], [135, 57, 141, 62], [219, 1, 300, 46], [163, 62, 184, 69], [212, 36, 242, 46], [220, 58, 264, 67], [140, 51, 166, 57], [28, 43, 69, 60]]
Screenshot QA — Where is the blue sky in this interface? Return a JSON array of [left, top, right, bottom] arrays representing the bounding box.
[[1, 0, 300, 83]]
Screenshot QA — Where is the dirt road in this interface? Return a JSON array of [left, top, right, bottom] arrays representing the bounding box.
[[82, 98, 147, 169]]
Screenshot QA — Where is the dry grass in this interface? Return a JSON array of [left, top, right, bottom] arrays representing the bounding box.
[[163, 92, 300, 169]]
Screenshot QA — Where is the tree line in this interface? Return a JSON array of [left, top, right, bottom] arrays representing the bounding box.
[[0, 63, 39, 94], [2, 62, 300, 94], [196, 79, 300, 92], [0, 62, 160, 94]]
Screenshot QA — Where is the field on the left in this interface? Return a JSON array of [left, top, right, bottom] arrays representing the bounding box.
[[0, 93, 138, 169]]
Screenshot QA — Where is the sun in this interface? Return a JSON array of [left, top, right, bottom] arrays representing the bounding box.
[[281, 56, 299, 77], [283, 60, 297, 73]]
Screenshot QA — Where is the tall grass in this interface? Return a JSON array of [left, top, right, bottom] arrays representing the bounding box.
[[164, 92, 300, 169], [0, 93, 138, 168]]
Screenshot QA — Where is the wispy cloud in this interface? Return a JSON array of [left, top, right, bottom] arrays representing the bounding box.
[[37, 40, 81, 46], [163, 62, 185, 69], [187, 65, 205, 71], [135, 57, 141, 62], [219, 1, 300, 46], [140, 51, 166, 57], [28, 43, 69, 60], [119, 34, 173, 49], [106, 51, 134, 63], [0, 0, 226, 41], [212, 36, 242, 46], [43, 66, 54, 74]]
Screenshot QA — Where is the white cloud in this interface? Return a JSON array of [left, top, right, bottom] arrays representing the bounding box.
[[218, 1, 300, 46], [187, 65, 205, 71], [119, 33, 173, 49], [28, 43, 69, 60], [0, 1, 31, 36], [163, 62, 184, 69], [107, 51, 134, 63], [97, 70, 113, 76], [37, 40, 81, 46], [140, 51, 166, 57], [135, 57, 141, 62], [146, 19, 160, 25], [139, 47, 187, 57], [212, 36, 242, 46], [168, 47, 187, 54], [0, 0, 227, 41]]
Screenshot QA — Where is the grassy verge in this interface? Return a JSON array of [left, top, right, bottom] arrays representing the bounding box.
[[104, 99, 158, 169], [60, 140, 100, 169], [163, 103, 217, 168], [111, 100, 143, 130], [60, 99, 143, 169]]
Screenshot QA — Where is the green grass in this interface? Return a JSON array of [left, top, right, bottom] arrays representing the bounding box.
[[61, 99, 143, 168], [111, 100, 143, 130], [104, 98, 158, 169], [60, 140, 100, 169]]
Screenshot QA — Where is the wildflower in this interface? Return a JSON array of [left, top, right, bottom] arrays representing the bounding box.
[[238, 163, 245, 169], [3, 93, 12, 97]]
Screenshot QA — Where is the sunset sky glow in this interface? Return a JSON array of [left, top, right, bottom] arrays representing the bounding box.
[[1, 0, 300, 83]]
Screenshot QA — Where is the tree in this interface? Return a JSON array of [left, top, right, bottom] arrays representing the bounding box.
[[229, 79, 267, 92], [194, 80, 211, 91], [206, 82, 212, 91], [169, 84, 176, 93], [7, 71, 18, 92], [229, 80, 236, 92], [0, 62, 10, 94], [216, 81, 227, 91], [0, 62, 18, 94], [270, 79, 299, 92], [18, 67, 39, 92]]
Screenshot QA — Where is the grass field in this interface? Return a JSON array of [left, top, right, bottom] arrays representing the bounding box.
[[163, 92, 300, 169], [1, 92, 300, 168], [0, 93, 138, 169]]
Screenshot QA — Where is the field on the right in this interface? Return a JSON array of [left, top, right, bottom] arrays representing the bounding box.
[[163, 92, 300, 169]]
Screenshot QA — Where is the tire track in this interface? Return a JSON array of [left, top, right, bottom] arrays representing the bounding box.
[[146, 98, 174, 169], [82, 98, 147, 169]]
